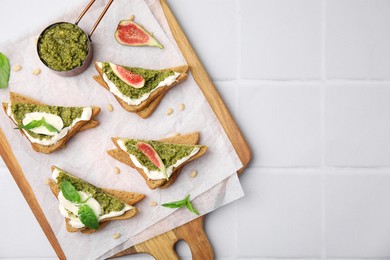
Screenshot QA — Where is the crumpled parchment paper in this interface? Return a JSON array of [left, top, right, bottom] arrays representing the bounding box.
[[0, 0, 244, 259]]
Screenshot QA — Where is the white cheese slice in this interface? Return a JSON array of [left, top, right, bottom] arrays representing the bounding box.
[[22, 112, 63, 136], [7, 103, 92, 146]]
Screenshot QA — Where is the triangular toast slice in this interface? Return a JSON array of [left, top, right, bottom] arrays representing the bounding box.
[[48, 166, 145, 234], [2, 92, 100, 154], [93, 62, 188, 118], [108, 132, 207, 189]]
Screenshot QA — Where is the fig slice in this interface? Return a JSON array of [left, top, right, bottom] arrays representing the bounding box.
[[109, 63, 145, 89], [115, 20, 163, 49], [136, 142, 168, 180]]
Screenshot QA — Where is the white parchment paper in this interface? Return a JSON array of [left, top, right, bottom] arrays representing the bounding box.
[[0, 0, 243, 259]]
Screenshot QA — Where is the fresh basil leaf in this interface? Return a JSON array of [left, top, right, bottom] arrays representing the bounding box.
[[0, 52, 10, 89], [60, 180, 81, 203], [162, 194, 199, 215], [78, 204, 99, 230], [15, 118, 43, 130], [185, 199, 199, 215], [15, 117, 60, 133], [42, 120, 60, 133], [161, 195, 188, 208]]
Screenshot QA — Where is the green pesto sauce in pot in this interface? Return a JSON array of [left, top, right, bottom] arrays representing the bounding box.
[[102, 62, 174, 99], [122, 139, 198, 171], [38, 23, 88, 71], [55, 170, 125, 215], [11, 102, 83, 140]]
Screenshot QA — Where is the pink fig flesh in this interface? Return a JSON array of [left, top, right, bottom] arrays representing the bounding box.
[[136, 142, 168, 180], [115, 20, 163, 49], [109, 63, 145, 88]]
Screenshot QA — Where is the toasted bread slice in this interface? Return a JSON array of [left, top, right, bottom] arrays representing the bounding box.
[[93, 74, 166, 119], [3, 92, 100, 154], [48, 166, 145, 234], [93, 62, 188, 118], [108, 132, 208, 189]]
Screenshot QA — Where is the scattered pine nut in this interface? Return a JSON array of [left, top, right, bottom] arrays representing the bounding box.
[[112, 233, 121, 239], [114, 167, 121, 174], [44, 178, 51, 185], [13, 65, 22, 72], [129, 15, 135, 21], [149, 201, 158, 207], [32, 68, 41, 75], [173, 132, 181, 137], [107, 104, 114, 112], [166, 107, 174, 116], [179, 103, 185, 111], [190, 170, 197, 178]]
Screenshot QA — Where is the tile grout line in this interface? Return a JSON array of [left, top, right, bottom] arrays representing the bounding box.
[[214, 79, 390, 85], [236, 0, 242, 83], [235, 0, 243, 115], [234, 0, 242, 258], [320, 0, 327, 259], [247, 165, 390, 171]]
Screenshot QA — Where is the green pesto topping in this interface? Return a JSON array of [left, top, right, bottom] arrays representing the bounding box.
[[38, 23, 88, 71], [102, 62, 174, 99], [55, 170, 125, 215], [123, 139, 198, 171], [11, 102, 83, 140]]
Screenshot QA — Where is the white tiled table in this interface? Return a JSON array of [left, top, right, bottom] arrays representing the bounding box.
[[2, 0, 390, 259]]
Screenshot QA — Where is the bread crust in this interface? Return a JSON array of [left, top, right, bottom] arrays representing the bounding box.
[[2, 92, 100, 154], [108, 132, 208, 189], [48, 166, 145, 233], [93, 62, 188, 118]]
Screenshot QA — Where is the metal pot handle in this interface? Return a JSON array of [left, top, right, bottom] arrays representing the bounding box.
[[75, 0, 96, 25], [89, 0, 114, 37], [74, 0, 114, 38]]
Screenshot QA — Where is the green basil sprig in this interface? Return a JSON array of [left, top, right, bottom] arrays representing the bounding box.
[[15, 117, 60, 133], [60, 181, 99, 230], [61, 181, 81, 203], [0, 52, 10, 89], [161, 194, 199, 215], [78, 204, 100, 230]]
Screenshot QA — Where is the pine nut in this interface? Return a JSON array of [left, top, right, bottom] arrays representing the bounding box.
[[112, 233, 121, 239], [166, 108, 174, 116], [190, 170, 197, 178], [32, 68, 41, 75], [13, 65, 22, 72]]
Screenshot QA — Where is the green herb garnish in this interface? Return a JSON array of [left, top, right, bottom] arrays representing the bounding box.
[[78, 204, 99, 230], [161, 194, 199, 215], [60, 180, 81, 203], [0, 52, 10, 89], [60, 181, 100, 230], [15, 117, 60, 133]]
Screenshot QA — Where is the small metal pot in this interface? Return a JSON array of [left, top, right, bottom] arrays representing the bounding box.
[[37, 0, 113, 77]]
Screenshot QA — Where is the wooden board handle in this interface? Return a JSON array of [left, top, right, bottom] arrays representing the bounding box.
[[175, 217, 213, 260], [113, 217, 213, 259]]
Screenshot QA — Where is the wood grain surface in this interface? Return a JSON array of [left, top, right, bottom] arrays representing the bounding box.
[[0, 0, 251, 259]]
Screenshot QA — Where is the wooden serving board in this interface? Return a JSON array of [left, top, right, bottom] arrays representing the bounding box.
[[0, 0, 251, 259]]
